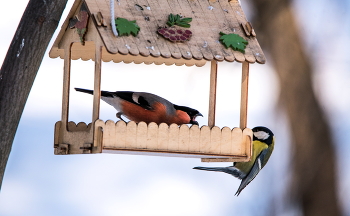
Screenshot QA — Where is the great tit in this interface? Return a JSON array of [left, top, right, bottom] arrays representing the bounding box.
[[193, 126, 274, 196], [75, 88, 203, 125]]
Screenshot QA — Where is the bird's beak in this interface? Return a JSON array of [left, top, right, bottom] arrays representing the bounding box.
[[196, 112, 203, 117], [189, 112, 202, 125]]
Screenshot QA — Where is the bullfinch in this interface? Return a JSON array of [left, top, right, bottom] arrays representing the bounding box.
[[193, 126, 275, 196], [75, 88, 203, 125]]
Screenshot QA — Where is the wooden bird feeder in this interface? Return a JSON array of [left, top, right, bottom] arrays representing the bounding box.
[[50, 0, 266, 162]]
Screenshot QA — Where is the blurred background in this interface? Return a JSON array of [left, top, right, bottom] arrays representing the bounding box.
[[0, 0, 349, 215]]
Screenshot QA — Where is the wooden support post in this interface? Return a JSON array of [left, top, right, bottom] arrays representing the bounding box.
[[239, 61, 249, 129], [61, 43, 72, 130], [208, 60, 218, 128], [92, 40, 102, 123]]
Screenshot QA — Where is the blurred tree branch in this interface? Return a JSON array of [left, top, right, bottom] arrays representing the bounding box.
[[0, 0, 68, 189], [249, 0, 341, 215]]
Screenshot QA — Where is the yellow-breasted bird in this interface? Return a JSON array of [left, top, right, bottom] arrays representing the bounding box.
[[193, 126, 274, 196]]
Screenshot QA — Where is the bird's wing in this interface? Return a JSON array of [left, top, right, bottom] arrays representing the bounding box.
[[113, 91, 153, 110], [235, 148, 269, 196], [193, 166, 246, 179]]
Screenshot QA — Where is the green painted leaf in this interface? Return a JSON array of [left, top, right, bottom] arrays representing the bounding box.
[[175, 14, 180, 22], [114, 17, 140, 37], [180, 18, 192, 23], [219, 32, 248, 53], [176, 22, 190, 28], [167, 14, 192, 28], [170, 13, 174, 22], [77, 28, 87, 45]]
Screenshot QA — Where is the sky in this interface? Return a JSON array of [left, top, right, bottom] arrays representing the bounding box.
[[0, 0, 349, 215]]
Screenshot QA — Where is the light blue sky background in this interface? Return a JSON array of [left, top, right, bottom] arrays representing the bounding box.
[[0, 0, 349, 215]]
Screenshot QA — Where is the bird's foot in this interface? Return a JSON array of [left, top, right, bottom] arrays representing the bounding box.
[[116, 112, 127, 123]]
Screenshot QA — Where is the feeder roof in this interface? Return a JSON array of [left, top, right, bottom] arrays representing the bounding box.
[[49, 0, 266, 66]]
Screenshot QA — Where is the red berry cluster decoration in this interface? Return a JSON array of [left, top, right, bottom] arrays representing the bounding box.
[[157, 27, 192, 42]]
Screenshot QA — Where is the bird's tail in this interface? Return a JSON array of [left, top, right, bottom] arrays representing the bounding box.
[[75, 88, 93, 95], [75, 88, 114, 97], [193, 166, 245, 180]]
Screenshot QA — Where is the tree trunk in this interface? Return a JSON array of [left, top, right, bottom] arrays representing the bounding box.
[[249, 0, 341, 215], [0, 0, 68, 189]]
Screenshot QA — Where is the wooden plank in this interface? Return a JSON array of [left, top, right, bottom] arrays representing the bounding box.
[[104, 148, 248, 158], [210, 126, 221, 154], [105, 120, 116, 147], [186, 0, 225, 61], [54, 121, 61, 148], [93, 119, 104, 152], [92, 39, 102, 122], [189, 125, 200, 152], [168, 124, 179, 151], [220, 126, 232, 154], [197, 0, 236, 62], [199, 126, 211, 153], [147, 122, 158, 149], [70, 40, 94, 60], [178, 124, 190, 152], [137, 121, 148, 148], [158, 123, 169, 150], [231, 127, 243, 155], [115, 120, 127, 148], [69, 42, 208, 66], [201, 157, 248, 162], [249, 37, 266, 64], [239, 61, 249, 129], [126, 121, 137, 148], [208, 60, 217, 128], [124, 0, 162, 57], [215, 0, 255, 62], [163, 0, 202, 60], [171, 0, 213, 60], [71, 122, 90, 131], [242, 127, 253, 159], [145, 0, 182, 59], [61, 43, 72, 131]]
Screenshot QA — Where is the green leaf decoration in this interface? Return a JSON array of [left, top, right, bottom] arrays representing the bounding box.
[[114, 17, 140, 37], [167, 13, 192, 28], [219, 32, 248, 53], [77, 28, 87, 45]]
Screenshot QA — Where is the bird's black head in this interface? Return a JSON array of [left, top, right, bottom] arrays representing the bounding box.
[[173, 105, 203, 125], [252, 126, 274, 145]]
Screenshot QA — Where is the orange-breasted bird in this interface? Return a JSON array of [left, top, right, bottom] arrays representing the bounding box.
[[75, 88, 203, 125]]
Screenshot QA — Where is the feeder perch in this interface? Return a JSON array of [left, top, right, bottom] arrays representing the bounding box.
[[50, 0, 266, 162]]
